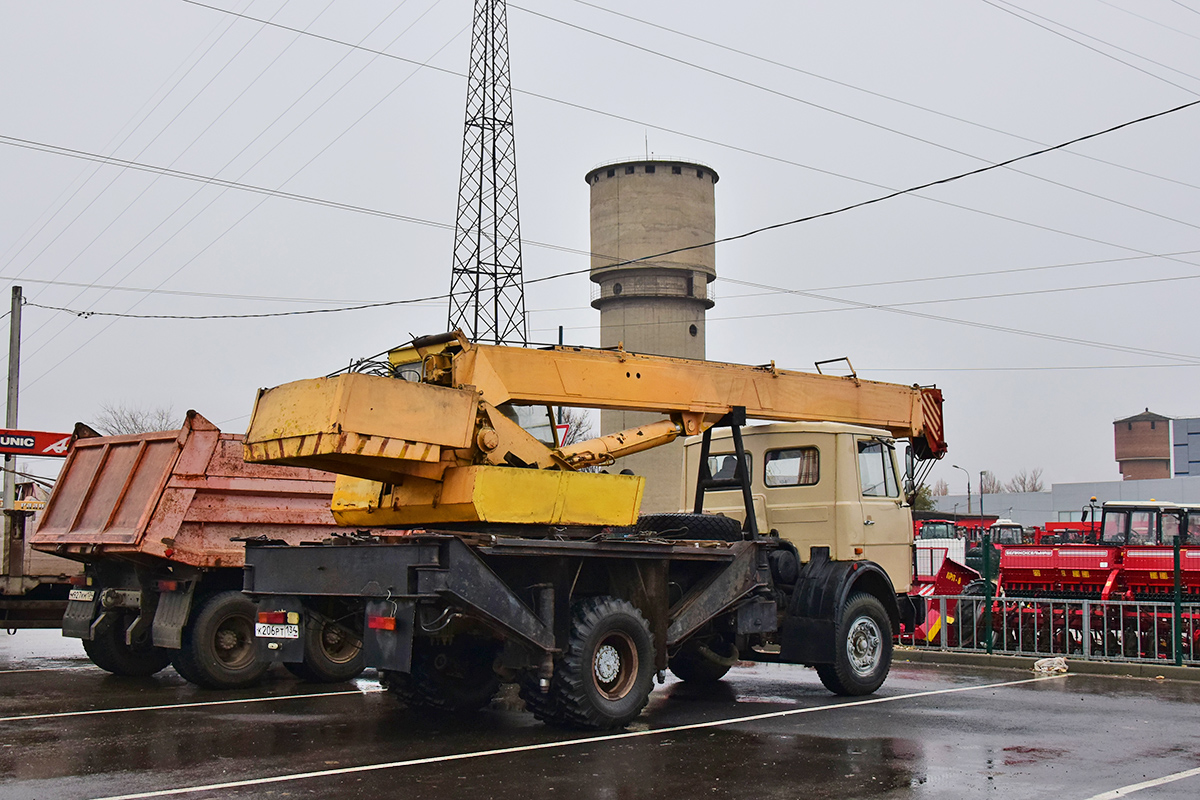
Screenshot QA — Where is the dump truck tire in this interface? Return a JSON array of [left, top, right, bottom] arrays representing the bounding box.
[[816, 591, 892, 696], [382, 638, 499, 711], [669, 639, 738, 683], [635, 513, 743, 542], [549, 596, 655, 729], [284, 616, 365, 683], [172, 591, 269, 689], [82, 614, 172, 677]]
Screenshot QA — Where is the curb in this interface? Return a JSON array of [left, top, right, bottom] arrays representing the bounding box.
[[894, 646, 1200, 682]]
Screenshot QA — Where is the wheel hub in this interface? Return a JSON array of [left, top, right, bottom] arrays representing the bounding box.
[[847, 616, 882, 677], [594, 644, 621, 684]]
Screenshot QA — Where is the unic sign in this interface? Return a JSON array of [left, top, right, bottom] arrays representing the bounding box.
[[0, 429, 73, 457]]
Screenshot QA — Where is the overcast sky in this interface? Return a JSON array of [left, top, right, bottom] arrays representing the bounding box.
[[1, 0, 1198, 494]]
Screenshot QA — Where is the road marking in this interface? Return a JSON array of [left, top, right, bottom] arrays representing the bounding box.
[[0, 684, 384, 723], [87, 674, 1066, 800], [1083, 766, 1200, 799], [0, 665, 93, 675]]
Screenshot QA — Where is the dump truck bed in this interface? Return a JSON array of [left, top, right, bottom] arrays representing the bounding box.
[[31, 412, 339, 568]]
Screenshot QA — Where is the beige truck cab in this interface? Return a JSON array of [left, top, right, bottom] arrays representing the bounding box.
[[683, 422, 913, 592]]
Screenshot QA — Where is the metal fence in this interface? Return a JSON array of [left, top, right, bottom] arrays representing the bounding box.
[[898, 594, 1200, 666]]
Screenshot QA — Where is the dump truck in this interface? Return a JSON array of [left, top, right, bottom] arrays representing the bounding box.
[[29, 412, 364, 688], [242, 332, 947, 728]]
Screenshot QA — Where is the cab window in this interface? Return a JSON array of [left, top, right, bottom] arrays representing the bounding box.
[[858, 440, 898, 498], [1101, 511, 1127, 544], [1129, 511, 1155, 545], [1161, 512, 1182, 545], [706, 453, 752, 486], [764, 447, 819, 487]]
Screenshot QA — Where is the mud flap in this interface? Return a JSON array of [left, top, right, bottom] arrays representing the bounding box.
[[151, 584, 195, 649], [62, 598, 100, 639], [363, 599, 415, 673]]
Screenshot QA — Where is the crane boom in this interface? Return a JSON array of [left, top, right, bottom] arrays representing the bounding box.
[[244, 332, 945, 528]]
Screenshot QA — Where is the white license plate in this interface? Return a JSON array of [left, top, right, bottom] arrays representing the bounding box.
[[255, 623, 299, 640], [68, 589, 95, 602]]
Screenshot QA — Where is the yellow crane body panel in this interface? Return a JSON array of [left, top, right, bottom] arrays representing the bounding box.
[[329, 466, 645, 527]]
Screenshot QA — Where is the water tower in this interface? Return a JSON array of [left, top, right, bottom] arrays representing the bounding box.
[[584, 158, 718, 511]]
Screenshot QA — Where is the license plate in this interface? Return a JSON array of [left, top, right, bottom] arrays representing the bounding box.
[[255, 623, 299, 639], [68, 589, 95, 602]]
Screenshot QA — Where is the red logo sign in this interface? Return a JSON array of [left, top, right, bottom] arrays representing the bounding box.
[[0, 429, 73, 457]]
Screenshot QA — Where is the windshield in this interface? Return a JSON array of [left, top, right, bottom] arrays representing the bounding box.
[[992, 525, 1024, 545], [1101, 511, 1127, 545], [918, 522, 956, 539]]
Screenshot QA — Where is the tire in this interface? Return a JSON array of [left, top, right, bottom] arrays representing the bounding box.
[[669, 638, 738, 683], [815, 592, 892, 696], [284, 615, 365, 683], [172, 591, 269, 689], [635, 513, 743, 542], [82, 614, 172, 677], [382, 637, 500, 712], [544, 596, 655, 729]]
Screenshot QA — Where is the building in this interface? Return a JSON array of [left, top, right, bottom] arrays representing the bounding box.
[[1114, 408, 1171, 481], [585, 158, 718, 512], [1173, 417, 1200, 477]]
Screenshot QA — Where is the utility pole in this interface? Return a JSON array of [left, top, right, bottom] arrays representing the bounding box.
[[3, 286, 21, 578], [447, 0, 527, 345]]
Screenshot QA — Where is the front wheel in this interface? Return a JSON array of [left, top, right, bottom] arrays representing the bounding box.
[[545, 596, 655, 729], [816, 592, 892, 696], [172, 591, 269, 689], [82, 614, 172, 677]]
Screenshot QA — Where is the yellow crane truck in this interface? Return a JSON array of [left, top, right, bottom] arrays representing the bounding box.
[[242, 332, 946, 729]]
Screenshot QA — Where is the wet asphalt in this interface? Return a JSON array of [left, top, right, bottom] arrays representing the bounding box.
[[2, 630, 1199, 799]]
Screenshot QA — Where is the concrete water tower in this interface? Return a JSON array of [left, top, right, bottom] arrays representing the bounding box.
[[584, 158, 718, 512]]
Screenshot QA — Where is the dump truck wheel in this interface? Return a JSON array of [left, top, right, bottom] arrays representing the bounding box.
[[284, 616, 365, 683], [172, 591, 269, 689], [669, 638, 738, 683], [82, 614, 172, 677], [551, 596, 655, 729], [635, 513, 743, 542], [383, 638, 499, 711], [816, 591, 892, 696]]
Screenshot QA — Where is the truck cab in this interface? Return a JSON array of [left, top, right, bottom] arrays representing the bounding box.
[[681, 422, 913, 593]]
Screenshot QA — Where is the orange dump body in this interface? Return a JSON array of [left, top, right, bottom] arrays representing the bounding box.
[[31, 411, 339, 568]]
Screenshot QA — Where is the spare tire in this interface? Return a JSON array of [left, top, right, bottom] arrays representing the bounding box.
[[634, 513, 743, 542]]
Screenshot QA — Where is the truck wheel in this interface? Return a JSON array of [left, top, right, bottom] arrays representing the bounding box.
[[284, 617, 365, 683], [635, 513, 743, 542], [82, 614, 172, 677], [551, 596, 655, 729], [669, 638, 738, 683], [383, 638, 499, 711], [172, 591, 268, 689], [816, 592, 892, 696]]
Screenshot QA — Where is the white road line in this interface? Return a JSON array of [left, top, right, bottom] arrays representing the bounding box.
[[0, 685, 384, 723], [88, 674, 1067, 800], [0, 665, 92, 675], [1083, 766, 1200, 799]]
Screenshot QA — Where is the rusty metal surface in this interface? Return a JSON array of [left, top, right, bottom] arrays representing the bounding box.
[[30, 412, 339, 568]]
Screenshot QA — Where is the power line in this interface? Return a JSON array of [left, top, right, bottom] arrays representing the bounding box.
[[1092, 0, 1200, 45], [510, 2, 1200, 234], [24, 296, 443, 320], [563, 0, 1200, 195]]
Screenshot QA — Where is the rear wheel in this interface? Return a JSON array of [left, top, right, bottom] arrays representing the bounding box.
[[172, 591, 269, 689], [543, 596, 655, 729], [284, 615, 365, 683], [82, 614, 171, 677], [816, 592, 892, 696], [383, 637, 500, 711]]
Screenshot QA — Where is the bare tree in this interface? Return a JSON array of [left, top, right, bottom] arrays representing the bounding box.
[[1005, 468, 1045, 493], [979, 470, 1003, 494], [556, 407, 594, 446], [91, 402, 180, 435], [930, 478, 949, 497]]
